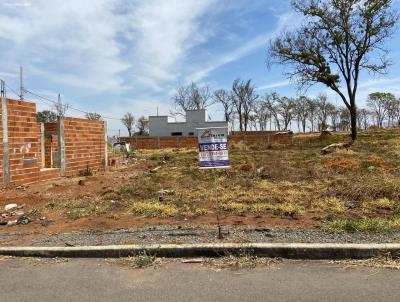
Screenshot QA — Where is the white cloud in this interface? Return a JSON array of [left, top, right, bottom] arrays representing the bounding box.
[[124, 0, 217, 87], [258, 80, 290, 91], [185, 12, 300, 83], [0, 0, 129, 92], [0, 0, 221, 94]]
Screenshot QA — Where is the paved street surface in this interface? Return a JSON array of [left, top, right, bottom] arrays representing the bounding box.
[[1, 258, 400, 302]]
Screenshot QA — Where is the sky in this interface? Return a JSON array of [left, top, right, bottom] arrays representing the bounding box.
[[0, 0, 399, 135]]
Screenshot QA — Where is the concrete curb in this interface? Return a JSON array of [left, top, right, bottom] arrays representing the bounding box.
[[1, 243, 400, 259]]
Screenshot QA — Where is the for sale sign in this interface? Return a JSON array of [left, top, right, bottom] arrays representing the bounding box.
[[197, 127, 230, 169]]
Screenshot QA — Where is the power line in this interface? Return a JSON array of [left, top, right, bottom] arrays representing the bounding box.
[[24, 89, 121, 121], [3, 82, 20, 99]]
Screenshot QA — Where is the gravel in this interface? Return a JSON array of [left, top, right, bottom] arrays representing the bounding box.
[[1, 225, 400, 246]]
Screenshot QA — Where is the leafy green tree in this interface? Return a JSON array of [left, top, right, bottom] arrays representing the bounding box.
[[268, 0, 398, 140]]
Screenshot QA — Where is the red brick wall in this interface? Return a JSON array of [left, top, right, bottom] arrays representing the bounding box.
[[6, 100, 41, 185], [122, 131, 294, 150], [63, 117, 105, 176], [0, 99, 106, 187], [122, 136, 198, 149], [0, 99, 60, 186], [231, 130, 292, 136]]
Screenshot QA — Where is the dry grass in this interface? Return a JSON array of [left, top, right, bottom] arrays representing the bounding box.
[[105, 252, 166, 269], [35, 128, 400, 233], [204, 250, 282, 270], [331, 253, 400, 270], [128, 202, 179, 218], [312, 198, 347, 214]]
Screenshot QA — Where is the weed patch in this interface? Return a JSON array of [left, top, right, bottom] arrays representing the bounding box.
[[329, 218, 400, 233], [128, 202, 178, 218]]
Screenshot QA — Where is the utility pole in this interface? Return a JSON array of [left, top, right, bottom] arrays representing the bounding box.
[[55, 93, 68, 118], [57, 93, 61, 117], [19, 66, 24, 101], [1, 80, 10, 188]]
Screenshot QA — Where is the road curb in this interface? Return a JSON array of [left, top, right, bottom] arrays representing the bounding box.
[[1, 243, 400, 259]]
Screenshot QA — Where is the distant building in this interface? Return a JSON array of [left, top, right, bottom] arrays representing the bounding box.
[[149, 109, 227, 137]]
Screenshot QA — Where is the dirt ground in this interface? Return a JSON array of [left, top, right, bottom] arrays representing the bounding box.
[[0, 162, 318, 237], [0, 128, 400, 239]]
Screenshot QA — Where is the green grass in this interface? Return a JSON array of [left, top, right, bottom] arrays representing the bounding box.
[[329, 218, 400, 233]]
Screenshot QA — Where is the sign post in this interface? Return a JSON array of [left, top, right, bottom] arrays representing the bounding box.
[[197, 127, 230, 239]]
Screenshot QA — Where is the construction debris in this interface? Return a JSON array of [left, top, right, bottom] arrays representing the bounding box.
[[321, 142, 354, 154], [7, 220, 17, 226], [0, 203, 31, 226], [4, 203, 18, 211], [16, 185, 28, 191], [17, 216, 31, 225], [182, 258, 204, 264], [256, 167, 265, 174], [158, 189, 175, 195], [150, 166, 162, 173]]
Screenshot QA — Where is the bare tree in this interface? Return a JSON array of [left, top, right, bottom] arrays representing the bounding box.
[[276, 96, 295, 130], [173, 82, 213, 116], [315, 94, 335, 131], [231, 78, 258, 131], [121, 112, 135, 137], [294, 96, 310, 133], [214, 89, 234, 129], [254, 99, 271, 131], [367, 92, 395, 128], [329, 105, 340, 131], [264, 93, 282, 131], [307, 98, 318, 132], [338, 107, 351, 131], [136, 116, 149, 136], [386, 97, 400, 127], [268, 0, 398, 140], [357, 108, 371, 130], [396, 98, 400, 127], [85, 112, 102, 120]]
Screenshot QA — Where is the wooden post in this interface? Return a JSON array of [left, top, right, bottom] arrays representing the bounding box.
[[58, 117, 66, 176], [1, 80, 10, 188]]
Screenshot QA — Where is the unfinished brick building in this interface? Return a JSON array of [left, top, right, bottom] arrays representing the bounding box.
[[0, 97, 107, 188]]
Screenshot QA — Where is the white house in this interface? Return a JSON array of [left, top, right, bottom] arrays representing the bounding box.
[[148, 109, 228, 137]]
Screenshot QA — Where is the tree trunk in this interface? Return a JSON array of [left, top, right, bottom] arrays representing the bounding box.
[[350, 105, 357, 141], [239, 113, 243, 131]]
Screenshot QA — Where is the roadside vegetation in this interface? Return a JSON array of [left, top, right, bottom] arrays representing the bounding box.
[[3, 128, 398, 234], [116, 129, 399, 230]]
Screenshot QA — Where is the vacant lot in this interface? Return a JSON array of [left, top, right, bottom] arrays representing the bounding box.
[[0, 128, 399, 236]]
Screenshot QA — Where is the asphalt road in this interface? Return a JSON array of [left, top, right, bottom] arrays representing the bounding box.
[[1, 258, 400, 302]]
